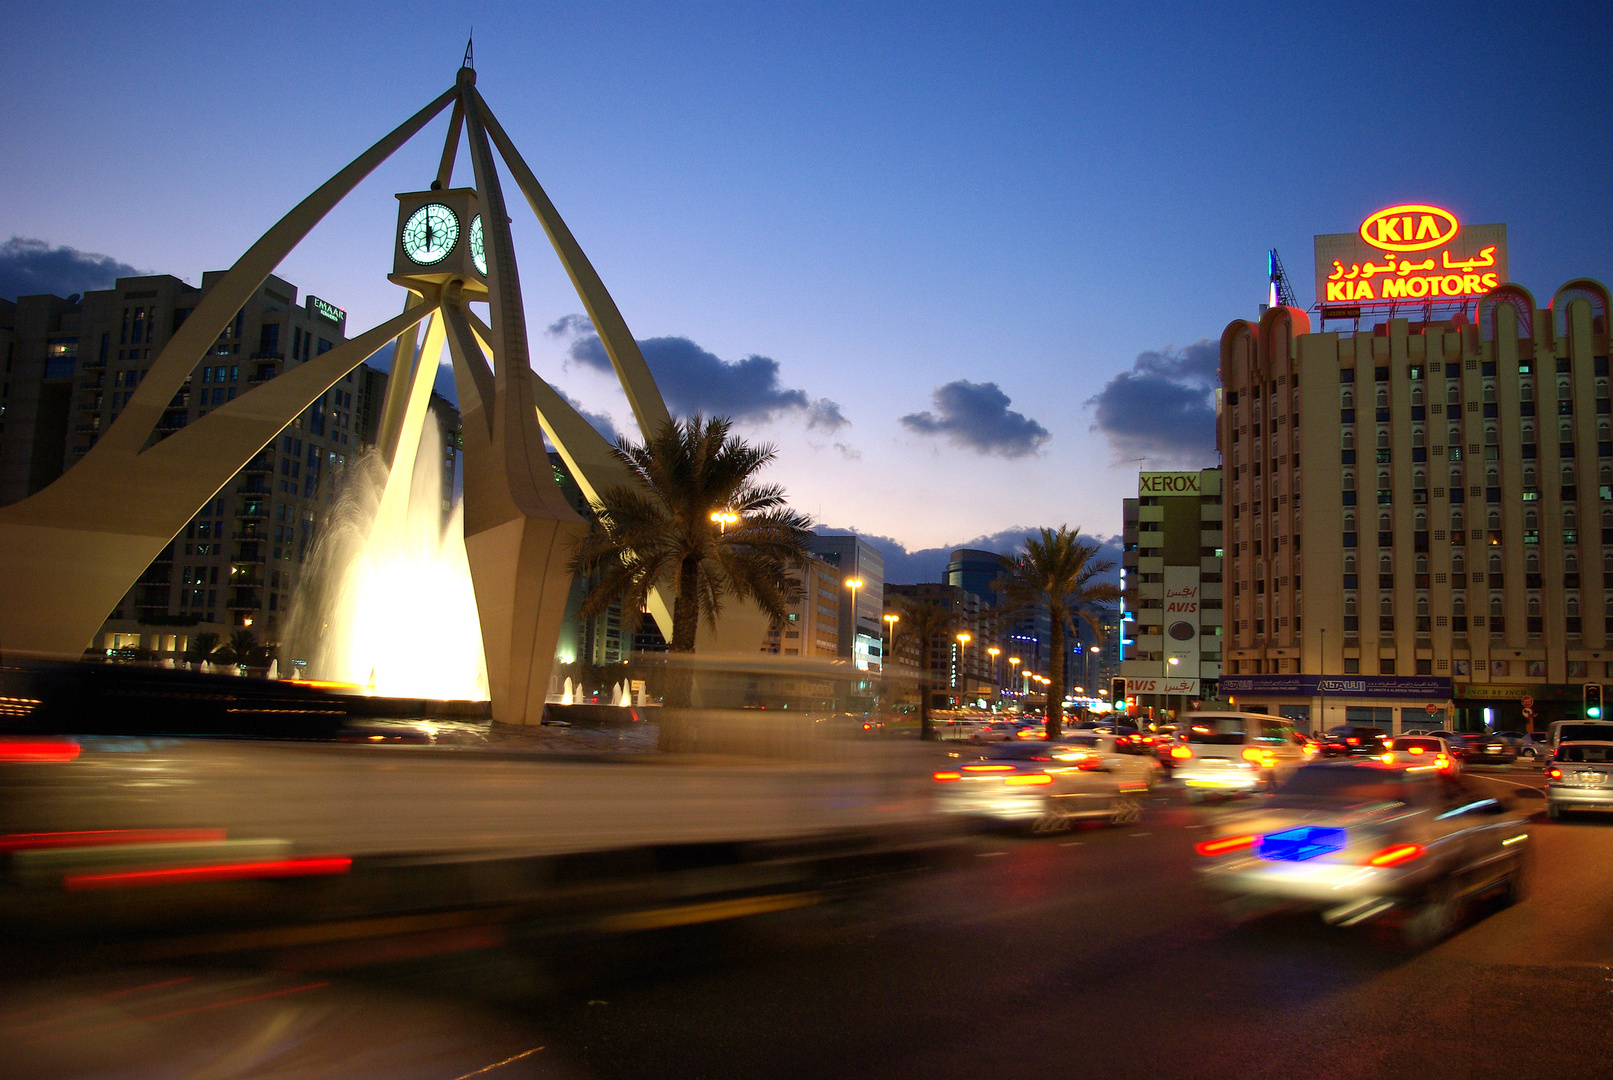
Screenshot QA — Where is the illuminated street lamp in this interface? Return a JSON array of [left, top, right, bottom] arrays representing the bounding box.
[[986, 646, 1000, 692], [710, 509, 739, 534], [1008, 656, 1020, 697]]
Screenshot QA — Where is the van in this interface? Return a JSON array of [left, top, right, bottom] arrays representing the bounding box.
[[1548, 719, 1613, 755], [1172, 711, 1309, 799]]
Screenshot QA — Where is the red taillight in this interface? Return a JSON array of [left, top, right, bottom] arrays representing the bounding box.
[[1171, 746, 1192, 760], [1547, 767, 1563, 780], [65, 855, 352, 890], [1346, 737, 1360, 746], [1242, 747, 1276, 767], [1407, 746, 1425, 755], [1196, 834, 1255, 856], [1004, 773, 1054, 786], [1075, 755, 1104, 771], [1365, 843, 1424, 867], [963, 764, 1015, 772], [0, 739, 80, 763], [1435, 755, 1451, 770], [933, 771, 961, 781]]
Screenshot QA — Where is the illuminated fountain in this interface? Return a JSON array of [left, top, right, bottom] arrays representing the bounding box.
[[286, 419, 488, 701]]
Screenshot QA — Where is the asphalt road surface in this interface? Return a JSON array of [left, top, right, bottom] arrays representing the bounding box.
[[6, 766, 1609, 1080]]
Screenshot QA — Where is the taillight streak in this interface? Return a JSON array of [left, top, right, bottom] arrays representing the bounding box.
[[1195, 834, 1255, 856], [1004, 773, 1053, 786], [0, 829, 227, 852], [1364, 843, 1423, 867], [933, 771, 961, 781], [64, 855, 353, 890]]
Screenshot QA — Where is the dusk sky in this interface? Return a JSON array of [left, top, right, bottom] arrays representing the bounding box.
[[3, 1, 1610, 580]]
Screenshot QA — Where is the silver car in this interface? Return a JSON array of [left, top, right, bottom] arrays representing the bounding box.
[[1173, 711, 1310, 798], [1545, 740, 1613, 818], [1195, 759, 1532, 946], [933, 740, 1144, 833], [1060, 732, 1164, 792]]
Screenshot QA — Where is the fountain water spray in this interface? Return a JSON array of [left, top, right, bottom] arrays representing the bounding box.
[[286, 419, 488, 700]]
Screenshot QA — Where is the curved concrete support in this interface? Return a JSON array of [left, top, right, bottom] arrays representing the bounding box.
[[92, 87, 456, 464], [473, 89, 671, 439], [0, 303, 436, 658], [374, 290, 430, 468], [447, 92, 589, 725]]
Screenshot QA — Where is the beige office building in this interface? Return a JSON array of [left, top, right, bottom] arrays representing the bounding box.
[[1218, 274, 1613, 733]]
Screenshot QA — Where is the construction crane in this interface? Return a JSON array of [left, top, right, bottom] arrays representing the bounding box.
[[1267, 248, 1301, 310]]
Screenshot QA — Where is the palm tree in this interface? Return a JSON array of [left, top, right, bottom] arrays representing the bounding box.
[[890, 597, 962, 741], [185, 631, 221, 667], [997, 527, 1122, 739], [570, 415, 815, 655]]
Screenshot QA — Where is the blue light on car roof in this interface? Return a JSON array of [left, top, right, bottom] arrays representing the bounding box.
[[1256, 826, 1347, 862]]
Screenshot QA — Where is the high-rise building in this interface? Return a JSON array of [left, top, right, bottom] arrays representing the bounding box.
[[885, 582, 990, 703], [1218, 210, 1611, 733], [0, 272, 459, 660], [808, 534, 885, 670], [1119, 470, 1225, 719], [763, 554, 842, 658]]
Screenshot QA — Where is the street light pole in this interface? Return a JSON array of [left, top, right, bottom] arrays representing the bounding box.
[[955, 632, 971, 704], [844, 577, 864, 665]]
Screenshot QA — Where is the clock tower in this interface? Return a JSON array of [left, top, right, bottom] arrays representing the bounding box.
[[390, 187, 488, 298]]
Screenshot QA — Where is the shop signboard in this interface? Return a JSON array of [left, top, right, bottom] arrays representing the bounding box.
[[1138, 472, 1201, 496], [1220, 674, 1451, 701], [1162, 565, 1201, 675], [1126, 677, 1199, 696], [1313, 204, 1507, 306]]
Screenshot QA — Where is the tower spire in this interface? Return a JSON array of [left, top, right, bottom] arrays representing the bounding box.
[[462, 34, 474, 70]]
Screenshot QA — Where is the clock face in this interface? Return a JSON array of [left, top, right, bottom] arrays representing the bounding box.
[[469, 214, 487, 276], [401, 203, 459, 265]]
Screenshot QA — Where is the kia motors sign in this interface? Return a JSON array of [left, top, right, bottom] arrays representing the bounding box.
[[1138, 472, 1201, 496], [1313, 204, 1507, 307]]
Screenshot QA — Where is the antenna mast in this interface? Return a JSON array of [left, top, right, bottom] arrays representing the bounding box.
[[1267, 248, 1300, 310]]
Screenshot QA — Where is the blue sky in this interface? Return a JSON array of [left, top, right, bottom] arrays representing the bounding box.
[[2, 1, 1609, 575]]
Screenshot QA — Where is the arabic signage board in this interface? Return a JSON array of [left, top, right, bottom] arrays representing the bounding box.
[[1163, 565, 1200, 674], [1127, 677, 1200, 696], [1138, 472, 1201, 496], [1220, 674, 1452, 701], [1313, 204, 1507, 306]]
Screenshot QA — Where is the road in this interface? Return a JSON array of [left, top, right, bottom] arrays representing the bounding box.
[[5, 764, 1610, 1079]]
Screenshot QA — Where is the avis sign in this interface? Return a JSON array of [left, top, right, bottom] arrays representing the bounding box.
[[1126, 677, 1200, 696], [1313, 204, 1508, 306]]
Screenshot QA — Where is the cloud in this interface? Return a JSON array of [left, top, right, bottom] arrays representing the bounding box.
[[1086, 338, 1219, 465], [0, 237, 142, 301], [825, 526, 1122, 588], [557, 388, 623, 444], [900, 380, 1050, 458], [550, 314, 847, 431]]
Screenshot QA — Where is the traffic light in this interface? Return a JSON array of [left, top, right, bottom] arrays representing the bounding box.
[[1585, 683, 1604, 719], [1111, 677, 1128, 712]]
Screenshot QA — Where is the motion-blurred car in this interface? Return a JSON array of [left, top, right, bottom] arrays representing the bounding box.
[[933, 740, 1145, 832], [969, 720, 1023, 744], [1380, 735, 1460, 776], [1059, 732, 1164, 791], [1544, 741, 1613, 819], [1517, 732, 1551, 761], [1462, 733, 1518, 765], [1319, 725, 1387, 757], [1195, 759, 1532, 945], [1172, 712, 1309, 799], [1423, 730, 1475, 760]]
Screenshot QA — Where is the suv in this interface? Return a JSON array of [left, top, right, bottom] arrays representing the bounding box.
[[1173, 712, 1308, 799]]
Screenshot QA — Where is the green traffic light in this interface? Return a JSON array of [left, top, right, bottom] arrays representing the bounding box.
[[1590, 707, 1603, 718]]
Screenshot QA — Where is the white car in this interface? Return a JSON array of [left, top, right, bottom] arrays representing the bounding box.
[[1380, 734, 1461, 777], [1059, 732, 1163, 792]]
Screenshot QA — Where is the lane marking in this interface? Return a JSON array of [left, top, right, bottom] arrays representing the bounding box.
[[1057, 841, 1085, 847], [450, 1046, 546, 1079], [977, 851, 1008, 858]]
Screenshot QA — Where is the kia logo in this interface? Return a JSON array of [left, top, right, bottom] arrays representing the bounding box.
[[1359, 204, 1459, 252]]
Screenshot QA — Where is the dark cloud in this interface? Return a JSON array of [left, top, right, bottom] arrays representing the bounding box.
[[900, 380, 1050, 458], [550, 314, 847, 431], [556, 388, 623, 445], [828, 526, 1122, 588], [0, 237, 141, 301], [1086, 339, 1219, 465]]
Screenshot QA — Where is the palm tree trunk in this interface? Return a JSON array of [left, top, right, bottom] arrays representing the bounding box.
[[672, 554, 701, 652], [1047, 618, 1064, 739]]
